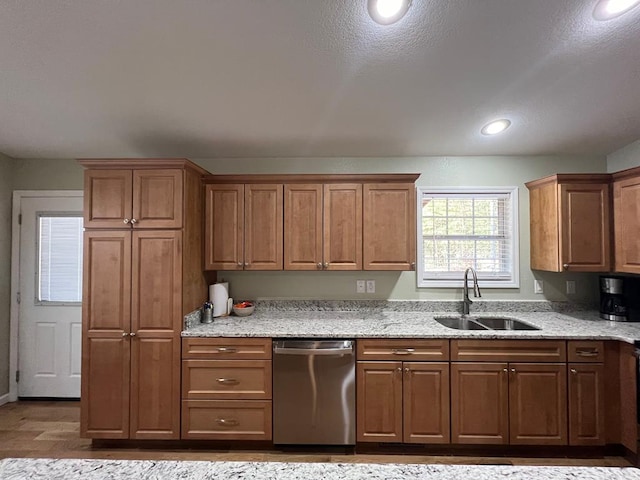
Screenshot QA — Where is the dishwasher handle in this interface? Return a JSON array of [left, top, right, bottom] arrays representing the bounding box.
[[273, 340, 354, 356]]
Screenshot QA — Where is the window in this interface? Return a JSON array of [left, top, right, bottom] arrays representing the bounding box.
[[37, 215, 84, 303], [417, 187, 519, 288]]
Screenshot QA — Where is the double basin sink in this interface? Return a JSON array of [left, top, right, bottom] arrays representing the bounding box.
[[435, 316, 540, 331]]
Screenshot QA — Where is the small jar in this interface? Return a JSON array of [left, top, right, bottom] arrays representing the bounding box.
[[202, 302, 213, 323]]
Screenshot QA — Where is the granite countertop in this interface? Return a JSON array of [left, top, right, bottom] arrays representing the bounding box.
[[1, 458, 639, 480], [182, 301, 640, 344]]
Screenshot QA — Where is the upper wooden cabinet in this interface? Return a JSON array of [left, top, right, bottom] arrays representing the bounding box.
[[613, 167, 640, 273], [284, 183, 362, 270], [205, 183, 283, 271], [363, 183, 416, 271], [204, 174, 419, 271], [526, 174, 611, 272], [80, 159, 208, 230]]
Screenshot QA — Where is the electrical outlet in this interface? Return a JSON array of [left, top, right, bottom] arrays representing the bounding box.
[[534, 279, 544, 294], [366, 280, 376, 294], [566, 280, 576, 295], [356, 280, 366, 294]]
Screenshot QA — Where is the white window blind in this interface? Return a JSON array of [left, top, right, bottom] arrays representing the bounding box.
[[38, 215, 84, 303], [417, 187, 519, 288]]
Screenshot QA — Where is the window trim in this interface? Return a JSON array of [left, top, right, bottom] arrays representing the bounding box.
[[416, 186, 520, 289]]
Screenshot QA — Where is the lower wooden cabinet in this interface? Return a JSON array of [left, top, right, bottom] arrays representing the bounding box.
[[181, 400, 272, 440], [357, 361, 450, 444], [180, 338, 272, 440]]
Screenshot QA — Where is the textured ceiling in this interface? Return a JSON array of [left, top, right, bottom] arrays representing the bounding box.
[[0, 0, 639, 159]]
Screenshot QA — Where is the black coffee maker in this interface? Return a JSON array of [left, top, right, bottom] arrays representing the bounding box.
[[600, 276, 628, 321]]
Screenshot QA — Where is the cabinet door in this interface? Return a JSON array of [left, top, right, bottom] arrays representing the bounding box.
[[204, 184, 244, 270], [509, 363, 567, 445], [132, 169, 183, 229], [356, 361, 403, 442], [614, 176, 640, 273], [324, 183, 362, 270], [284, 184, 323, 270], [363, 183, 415, 270], [245, 184, 283, 270], [129, 230, 182, 439], [529, 181, 560, 271], [568, 363, 605, 446], [84, 170, 132, 229], [559, 183, 611, 272], [451, 363, 508, 444], [81, 231, 131, 438], [403, 362, 450, 444]]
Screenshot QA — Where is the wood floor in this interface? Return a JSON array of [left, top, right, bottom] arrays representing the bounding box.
[[0, 401, 632, 467]]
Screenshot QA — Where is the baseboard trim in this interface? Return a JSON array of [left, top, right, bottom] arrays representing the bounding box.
[[0, 393, 10, 406]]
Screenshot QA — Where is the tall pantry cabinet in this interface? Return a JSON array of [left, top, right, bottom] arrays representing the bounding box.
[[79, 159, 209, 439]]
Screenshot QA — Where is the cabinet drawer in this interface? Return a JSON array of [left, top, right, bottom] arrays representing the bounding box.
[[451, 340, 566, 362], [182, 338, 272, 360], [357, 339, 449, 361], [568, 341, 604, 363], [181, 400, 272, 440], [182, 360, 272, 399]]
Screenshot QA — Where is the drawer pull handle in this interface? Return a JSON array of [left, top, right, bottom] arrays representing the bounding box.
[[216, 378, 239, 385], [392, 348, 415, 355], [217, 347, 237, 353], [216, 418, 239, 427], [576, 350, 599, 357]]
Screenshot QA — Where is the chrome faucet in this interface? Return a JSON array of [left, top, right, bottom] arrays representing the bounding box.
[[462, 267, 481, 315]]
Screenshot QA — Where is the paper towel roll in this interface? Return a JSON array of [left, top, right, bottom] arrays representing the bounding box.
[[209, 282, 229, 317]]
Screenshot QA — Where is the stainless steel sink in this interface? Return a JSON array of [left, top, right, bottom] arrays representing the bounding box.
[[434, 316, 489, 330], [434, 316, 540, 331], [474, 317, 540, 330]]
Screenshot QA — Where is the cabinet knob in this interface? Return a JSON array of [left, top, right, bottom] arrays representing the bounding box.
[[404, 367, 409, 373], [216, 418, 239, 427], [410, 262, 416, 270], [396, 367, 402, 372], [317, 263, 322, 269], [130, 218, 137, 224], [123, 218, 130, 224], [563, 263, 569, 270], [503, 368, 508, 373], [244, 262, 250, 267], [510, 368, 516, 373], [122, 332, 128, 337], [129, 332, 136, 337], [570, 368, 577, 375], [323, 262, 329, 269], [237, 262, 243, 267]]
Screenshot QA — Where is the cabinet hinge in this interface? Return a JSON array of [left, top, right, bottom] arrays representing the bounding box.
[[18, 213, 22, 225], [16, 292, 20, 304], [15, 370, 20, 383]]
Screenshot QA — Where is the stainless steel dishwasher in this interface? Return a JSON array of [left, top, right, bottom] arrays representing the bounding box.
[[273, 339, 355, 445]]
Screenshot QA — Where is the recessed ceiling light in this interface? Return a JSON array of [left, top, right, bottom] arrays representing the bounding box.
[[593, 0, 640, 20], [367, 0, 412, 25], [481, 119, 511, 136]]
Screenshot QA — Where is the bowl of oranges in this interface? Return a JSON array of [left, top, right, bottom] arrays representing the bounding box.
[[232, 301, 255, 317]]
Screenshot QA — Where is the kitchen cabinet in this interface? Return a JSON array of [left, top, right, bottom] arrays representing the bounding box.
[[80, 159, 208, 440], [568, 341, 605, 446], [356, 340, 450, 444], [204, 183, 283, 271], [526, 174, 611, 272], [363, 183, 416, 271], [284, 183, 362, 270], [83, 166, 183, 229], [613, 166, 640, 273], [181, 338, 273, 440], [204, 174, 419, 272], [451, 340, 567, 445]]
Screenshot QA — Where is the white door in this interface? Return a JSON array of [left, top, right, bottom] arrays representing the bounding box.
[[18, 195, 83, 397]]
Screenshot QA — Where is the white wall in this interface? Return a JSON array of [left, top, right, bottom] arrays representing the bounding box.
[[0, 153, 13, 397], [607, 139, 640, 173]]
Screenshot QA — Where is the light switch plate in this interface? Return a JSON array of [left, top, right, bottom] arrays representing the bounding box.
[[356, 280, 366, 294], [534, 279, 544, 294], [366, 280, 376, 294], [566, 280, 576, 295]]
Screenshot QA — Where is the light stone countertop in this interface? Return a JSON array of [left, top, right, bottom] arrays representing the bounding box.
[[1, 458, 639, 480], [182, 304, 640, 344]]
